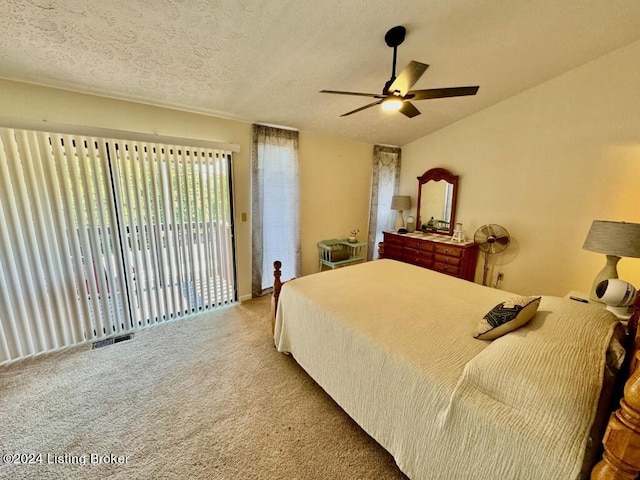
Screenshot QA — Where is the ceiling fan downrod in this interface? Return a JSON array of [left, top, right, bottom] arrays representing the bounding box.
[[384, 26, 406, 93]]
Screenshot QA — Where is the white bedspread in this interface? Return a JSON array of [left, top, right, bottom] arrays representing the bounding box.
[[274, 260, 619, 480]]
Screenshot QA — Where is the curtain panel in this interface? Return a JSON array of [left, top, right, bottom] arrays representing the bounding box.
[[251, 125, 301, 297], [367, 145, 402, 260]]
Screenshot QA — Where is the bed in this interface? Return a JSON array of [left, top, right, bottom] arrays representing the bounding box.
[[271, 259, 640, 480]]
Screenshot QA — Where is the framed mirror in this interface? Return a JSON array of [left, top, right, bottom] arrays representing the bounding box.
[[416, 167, 459, 236]]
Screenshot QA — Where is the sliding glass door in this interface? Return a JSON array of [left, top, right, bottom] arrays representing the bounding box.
[[109, 141, 236, 328], [0, 128, 236, 364]]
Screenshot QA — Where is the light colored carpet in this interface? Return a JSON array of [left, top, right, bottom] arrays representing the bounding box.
[[0, 297, 407, 480]]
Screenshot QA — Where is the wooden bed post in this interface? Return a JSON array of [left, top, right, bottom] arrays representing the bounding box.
[[592, 298, 640, 479], [271, 260, 282, 335]]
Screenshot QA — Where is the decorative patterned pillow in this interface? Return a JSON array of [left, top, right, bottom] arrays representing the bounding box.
[[474, 296, 541, 340]]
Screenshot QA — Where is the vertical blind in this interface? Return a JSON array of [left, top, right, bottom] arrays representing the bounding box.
[[0, 128, 236, 364]]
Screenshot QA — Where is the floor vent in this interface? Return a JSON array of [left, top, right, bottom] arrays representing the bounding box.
[[92, 334, 133, 349]]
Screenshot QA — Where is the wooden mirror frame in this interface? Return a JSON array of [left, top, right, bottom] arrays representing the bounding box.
[[416, 167, 459, 236]]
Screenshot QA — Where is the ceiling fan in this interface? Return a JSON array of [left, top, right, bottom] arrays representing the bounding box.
[[320, 26, 479, 118]]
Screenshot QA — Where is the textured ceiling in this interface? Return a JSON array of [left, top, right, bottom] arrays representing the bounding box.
[[2, 0, 640, 146]]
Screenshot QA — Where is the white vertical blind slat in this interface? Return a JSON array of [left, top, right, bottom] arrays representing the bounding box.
[[201, 152, 213, 307], [163, 146, 186, 317], [147, 143, 171, 321], [191, 149, 204, 312], [180, 147, 196, 313], [173, 146, 189, 316]]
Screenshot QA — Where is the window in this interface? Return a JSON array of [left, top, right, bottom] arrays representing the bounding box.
[[251, 125, 300, 296]]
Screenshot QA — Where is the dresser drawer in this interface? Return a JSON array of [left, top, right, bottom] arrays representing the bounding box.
[[402, 238, 434, 252], [402, 247, 430, 262], [433, 262, 461, 276], [402, 250, 433, 268], [434, 244, 463, 258], [384, 244, 403, 260], [383, 233, 403, 246], [434, 254, 461, 266]]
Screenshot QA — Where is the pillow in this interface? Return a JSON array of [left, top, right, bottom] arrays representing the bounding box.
[[474, 296, 541, 340]]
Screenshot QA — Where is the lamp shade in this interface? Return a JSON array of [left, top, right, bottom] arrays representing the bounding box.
[[582, 220, 640, 258], [391, 195, 411, 211]]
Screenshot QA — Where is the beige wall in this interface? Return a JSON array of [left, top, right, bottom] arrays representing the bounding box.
[[400, 39, 640, 296], [0, 79, 374, 299], [299, 132, 373, 275]]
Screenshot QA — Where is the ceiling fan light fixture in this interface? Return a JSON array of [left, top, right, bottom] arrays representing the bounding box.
[[381, 96, 403, 112]]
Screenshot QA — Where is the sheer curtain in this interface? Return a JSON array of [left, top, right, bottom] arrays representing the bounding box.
[[251, 125, 300, 296], [367, 145, 402, 260]]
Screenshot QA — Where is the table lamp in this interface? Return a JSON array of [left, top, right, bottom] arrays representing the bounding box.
[[582, 220, 640, 302], [391, 195, 411, 230]]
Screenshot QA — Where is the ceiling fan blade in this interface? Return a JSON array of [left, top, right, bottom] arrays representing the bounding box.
[[399, 101, 421, 118], [387, 61, 429, 96], [409, 86, 479, 100], [340, 100, 382, 117], [320, 90, 383, 98]]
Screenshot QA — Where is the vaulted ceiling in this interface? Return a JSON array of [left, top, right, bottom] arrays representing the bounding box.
[[2, 0, 640, 146]]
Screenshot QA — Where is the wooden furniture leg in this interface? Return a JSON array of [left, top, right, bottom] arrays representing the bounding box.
[[271, 260, 282, 335]]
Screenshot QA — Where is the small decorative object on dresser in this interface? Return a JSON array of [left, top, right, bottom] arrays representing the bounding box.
[[451, 222, 465, 242], [348, 229, 359, 243], [378, 230, 479, 281], [406, 216, 416, 233]]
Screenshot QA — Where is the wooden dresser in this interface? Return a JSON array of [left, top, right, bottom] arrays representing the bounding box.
[[379, 231, 479, 282]]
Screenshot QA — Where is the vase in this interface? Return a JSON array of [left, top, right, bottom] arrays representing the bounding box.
[[348, 236, 357, 243]]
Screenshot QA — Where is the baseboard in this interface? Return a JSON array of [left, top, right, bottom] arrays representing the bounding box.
[[239, 294, 253, 302]]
